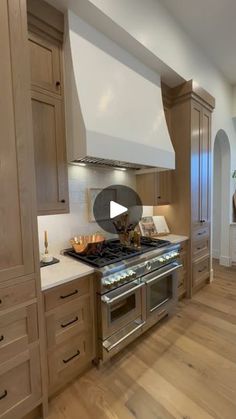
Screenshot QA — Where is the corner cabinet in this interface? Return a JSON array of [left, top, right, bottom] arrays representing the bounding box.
[[27, 3, 69, 215]]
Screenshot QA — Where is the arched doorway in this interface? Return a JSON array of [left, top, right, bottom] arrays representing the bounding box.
[[213, 129, 231, 266]]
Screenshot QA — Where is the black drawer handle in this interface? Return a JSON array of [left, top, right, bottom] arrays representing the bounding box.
[[198, 231, 206, 236], [0, 299, 2, 304], [200, 219, 206, 223], [0, 335, 4, 342], [63, 349, 80, 364], [56, 81, 61, 87], [61, 316, 78, 328], [157, 196, 161, 199], [60, 289, 78, 299], [0, 390, 7, 401], [60, 199, 66, 203], [197, 246, 203, 250], [198, 266, 207, 273]]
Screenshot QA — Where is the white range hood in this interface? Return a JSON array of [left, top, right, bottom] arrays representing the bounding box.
[[64, 10, 175, 170]]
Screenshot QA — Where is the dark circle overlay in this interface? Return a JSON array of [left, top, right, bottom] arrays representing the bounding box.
[[93, 185, 143, 234]]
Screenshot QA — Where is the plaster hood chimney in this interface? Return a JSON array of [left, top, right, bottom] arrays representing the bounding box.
[[64, 10, 175, 170]]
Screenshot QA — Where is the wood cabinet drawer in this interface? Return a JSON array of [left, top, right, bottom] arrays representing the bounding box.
[[0, 304, 38, 364], [0, 280, 36, 312], [193, 224, 210, 241], [193, 256, 210, 287], [192, 237, 210, 260], [48, 332, 93, 387], [0, 347, 41, 419], [46, 295, 92, 348], [44, 276, 91, 311]]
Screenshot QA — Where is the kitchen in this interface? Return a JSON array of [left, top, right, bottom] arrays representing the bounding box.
[[1, 1, 236, 419]]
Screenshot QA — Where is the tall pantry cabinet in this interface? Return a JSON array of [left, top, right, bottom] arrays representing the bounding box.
[[155, 80, 215, 296], [0, 1, 46, 418]]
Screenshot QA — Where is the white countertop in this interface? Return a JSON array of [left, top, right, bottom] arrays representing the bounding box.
[[40, 234, 188, 291], [157, 234, 189, 244], [40, 254, 94, 291]]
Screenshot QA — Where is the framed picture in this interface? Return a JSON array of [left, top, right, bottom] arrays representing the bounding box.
[[139, 216, 157, 237], [88, 188, 117, 222]]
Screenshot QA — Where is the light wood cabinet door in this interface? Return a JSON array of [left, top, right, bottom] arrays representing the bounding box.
[[0, 0, 35, 283], [191, 101, 211, 228], [136, 171, 172, 206], [201, 107, 211, 224], [191, 101, 202, 227], [29, 31, 62, 96], [0, 346, 41, 419], [31, 90, 69, 214]]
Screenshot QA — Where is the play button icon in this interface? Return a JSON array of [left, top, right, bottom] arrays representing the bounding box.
[[110, 201, 128, 219], [93, 184, 143, 234]]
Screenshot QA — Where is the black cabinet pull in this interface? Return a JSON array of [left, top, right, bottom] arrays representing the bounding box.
[[0, 335, 4, 342], [200, 219, 206, 223], [198, 231, 206, 236], [157, 196, 161, 199], [61, 316, 78, 328], [60, 289, 78, 299], [198, 267, 207, 273], [0, 299, 2, 304], [56, 81, 61, 87], [63, 350, 80, 364], [60, 199, 66, 203], [0, 390, 7, 401]]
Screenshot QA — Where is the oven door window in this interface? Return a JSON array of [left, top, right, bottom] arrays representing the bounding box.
[[110, 294, 136, 323], [149, 274, 172, 312]]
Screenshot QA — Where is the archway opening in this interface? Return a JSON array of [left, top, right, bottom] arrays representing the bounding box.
[[213, 129, 231, 266]]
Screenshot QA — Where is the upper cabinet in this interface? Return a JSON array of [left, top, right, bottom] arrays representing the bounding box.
[[29, 31, 62, 96], [27, 0, 69, 215], [136, 171, 172, 206], [0, 0, 35, 282]]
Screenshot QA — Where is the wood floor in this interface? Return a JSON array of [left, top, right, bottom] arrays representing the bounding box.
[[48, 262, 236, 419]]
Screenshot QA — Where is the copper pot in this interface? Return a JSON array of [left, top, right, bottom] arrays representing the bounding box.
[[70, 234, 105, 254]]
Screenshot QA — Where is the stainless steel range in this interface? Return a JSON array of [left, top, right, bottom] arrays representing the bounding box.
[[66, 238, 182, 362]]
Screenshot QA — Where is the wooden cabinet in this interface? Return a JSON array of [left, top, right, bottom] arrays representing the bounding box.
[[44, 274, 95, 395], [0, 347, 41, 419], [0, 1, 45, 417], [191, 102, 211, 228], [28, 7, 69, 215], [178, 241, 189, 299], [0, 0, 35, 284], [155, 81, 215, 296], [31, 91, 68, 214], [136, 171, 172, 206], [29, 31, 62, 96]]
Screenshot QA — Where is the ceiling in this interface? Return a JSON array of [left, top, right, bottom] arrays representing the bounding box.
[[158, 0, 236, 85]]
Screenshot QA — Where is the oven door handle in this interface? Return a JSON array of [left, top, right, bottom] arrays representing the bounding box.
[[101, 282, 144, 305], [103, 321, 145, 352], [145, 262, 182, 285]]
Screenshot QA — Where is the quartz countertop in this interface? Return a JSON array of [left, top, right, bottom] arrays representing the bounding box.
[[159, 234, 189, 244], [40, 253, 94, 291]]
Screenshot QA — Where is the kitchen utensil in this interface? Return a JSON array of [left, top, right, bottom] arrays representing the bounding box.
[[70, 234, 105, 254]]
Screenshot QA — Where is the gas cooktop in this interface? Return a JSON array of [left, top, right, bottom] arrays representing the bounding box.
[[65, 237, 170, 268]]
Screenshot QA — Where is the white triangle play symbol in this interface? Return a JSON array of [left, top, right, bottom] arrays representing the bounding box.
[[110, 201, 128, 219]]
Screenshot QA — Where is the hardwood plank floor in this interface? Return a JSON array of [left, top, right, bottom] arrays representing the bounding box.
[[48, 262, 236, 419]]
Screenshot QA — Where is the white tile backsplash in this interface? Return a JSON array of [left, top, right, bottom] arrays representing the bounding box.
[[37, 164, 145, 254]]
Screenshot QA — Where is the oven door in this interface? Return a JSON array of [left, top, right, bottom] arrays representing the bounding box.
[[144, 261, 181, 317], [100, 280, 145, 340]]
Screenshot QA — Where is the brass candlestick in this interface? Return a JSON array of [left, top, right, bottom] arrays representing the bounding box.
[[44, 230, 49, 254]]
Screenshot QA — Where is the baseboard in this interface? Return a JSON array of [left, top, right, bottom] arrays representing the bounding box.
[[219, 255, 232, 267], [212, 249, 220, 259]]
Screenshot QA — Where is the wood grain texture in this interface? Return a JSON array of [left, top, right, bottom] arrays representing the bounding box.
[[47, 262, 236, 419]]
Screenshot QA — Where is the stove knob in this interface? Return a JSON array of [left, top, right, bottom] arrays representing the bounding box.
[[145, 261, 152, 271], [165, 255, 170, 260], [159, 257, 165, 263]]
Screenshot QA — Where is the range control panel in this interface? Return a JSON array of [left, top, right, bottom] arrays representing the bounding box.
[[102, 249, 180, 291]]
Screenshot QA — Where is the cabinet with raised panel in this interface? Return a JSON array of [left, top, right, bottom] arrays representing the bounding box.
[[136, 171, 172, 206]]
